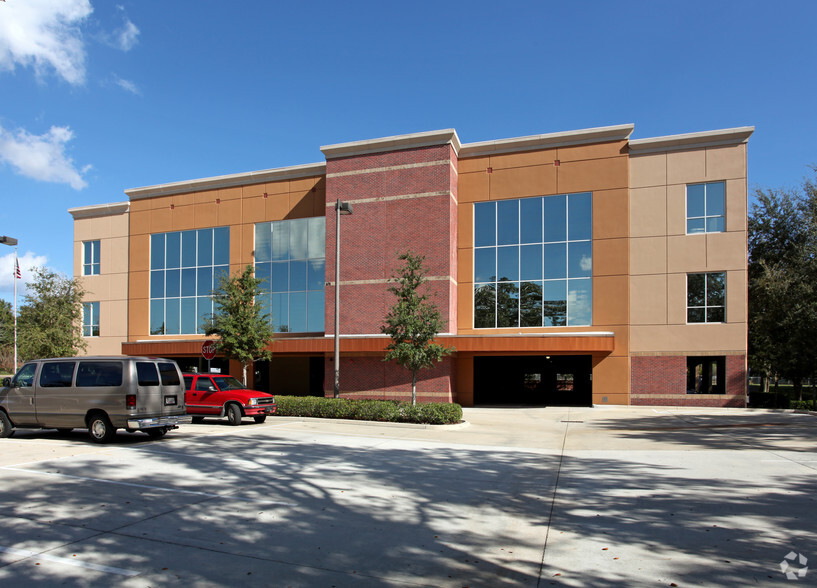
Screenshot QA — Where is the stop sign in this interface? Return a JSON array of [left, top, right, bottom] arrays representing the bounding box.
[[202, 340, 217, 360]]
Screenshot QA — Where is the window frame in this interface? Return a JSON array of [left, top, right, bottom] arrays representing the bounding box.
[[82, 301, 100, 337], [686, 181, 725, 235], [686, 271, 726, 324], [82, 240, 101, 276]]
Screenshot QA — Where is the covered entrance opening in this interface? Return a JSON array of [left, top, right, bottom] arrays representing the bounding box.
[[474, 355, 592, 406]]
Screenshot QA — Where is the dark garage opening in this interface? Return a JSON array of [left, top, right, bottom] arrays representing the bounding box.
[[474, 355, 592, 406]]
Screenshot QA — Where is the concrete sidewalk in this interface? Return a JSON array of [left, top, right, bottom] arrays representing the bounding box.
[[0, 406, 814, 586]]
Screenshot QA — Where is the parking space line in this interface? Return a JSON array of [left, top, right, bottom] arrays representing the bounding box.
[[0, 545, 139, 577], [0, 466, 296, 506]]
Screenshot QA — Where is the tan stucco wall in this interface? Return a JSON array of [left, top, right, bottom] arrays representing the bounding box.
[[127, 176, 326, 341], [73, 210, 130, 355], [629, 144, 748, 356]]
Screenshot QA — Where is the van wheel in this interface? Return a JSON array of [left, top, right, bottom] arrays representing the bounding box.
[[88, 413, 116, 443], [0, 411, 14, 438], [226, 404, 242, 426], [253, 415, 267, 424], [191, 416, 204, 424], [146, 427, 168, 439]]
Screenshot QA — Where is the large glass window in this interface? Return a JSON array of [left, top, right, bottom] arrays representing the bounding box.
[[82, 301, 100, 337], [687, 181, 725, 234], [255, 217, 325, 333], [83, 240, 100, 276], [474, 193, 592, 328], [150, 227, 229, 335], [687, 272, 725, 323]]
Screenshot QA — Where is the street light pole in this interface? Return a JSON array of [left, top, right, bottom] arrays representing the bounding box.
[[333, 199, 353, 399], [0, 236, 19, 372]]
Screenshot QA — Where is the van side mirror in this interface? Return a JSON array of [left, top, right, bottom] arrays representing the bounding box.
[[2, 377, 10, 387]]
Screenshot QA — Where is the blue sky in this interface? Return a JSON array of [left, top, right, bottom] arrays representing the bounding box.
[[1, 0, 816, 303]]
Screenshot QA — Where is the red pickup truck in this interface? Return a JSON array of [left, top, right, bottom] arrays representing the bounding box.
[[182, 373, 276, 425]]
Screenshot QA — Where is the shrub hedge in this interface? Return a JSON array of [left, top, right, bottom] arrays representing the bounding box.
[[273, 396, 462, 425]]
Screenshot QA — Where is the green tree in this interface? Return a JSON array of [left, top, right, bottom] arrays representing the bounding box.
[[0, 300, 15, 372], [381, 252, 453, 406], [204, 265, 274, 385], [17, 267, 86, 361], [748, 168, 817, 402]]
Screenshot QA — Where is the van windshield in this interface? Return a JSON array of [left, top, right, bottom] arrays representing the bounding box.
[[212, 377, 247, 391]]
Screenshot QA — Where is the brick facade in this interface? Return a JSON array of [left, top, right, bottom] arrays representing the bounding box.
[[631, 355, 746, 407]]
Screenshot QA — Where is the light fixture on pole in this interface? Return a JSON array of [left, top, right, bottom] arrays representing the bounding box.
[[0, 236, 19, 372], [333, 199, 353, 399]]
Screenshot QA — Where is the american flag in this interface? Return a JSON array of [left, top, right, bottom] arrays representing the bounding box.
[[14, 259, 21, 279]]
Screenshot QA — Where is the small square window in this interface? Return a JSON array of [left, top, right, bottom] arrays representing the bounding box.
[[686, 182, 725, 234], [687, 272, 725, 323]]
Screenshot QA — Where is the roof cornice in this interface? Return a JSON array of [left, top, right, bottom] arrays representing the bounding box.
[[321, 129, 461, 159], [68, 201, 130, 219], [629, 126, 755, 155], [124, 162, 327, 200], [459, 124, 635, 158]]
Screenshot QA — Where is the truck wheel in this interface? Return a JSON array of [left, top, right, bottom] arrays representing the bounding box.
[[88, 413, 116, 443], [253, 415, 267, 424], [0, 411, 14, 438], [226, 404, 242, 426], [191, 416, 204, 424], [146, 427, 168, 439]]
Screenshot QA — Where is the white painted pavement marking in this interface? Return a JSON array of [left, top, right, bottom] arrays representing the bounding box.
[[0, 466, 296, 506], [0, 545, 139, 577]]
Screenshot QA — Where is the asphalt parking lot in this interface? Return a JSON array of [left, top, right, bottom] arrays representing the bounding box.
[[0, 406, 815, 587]]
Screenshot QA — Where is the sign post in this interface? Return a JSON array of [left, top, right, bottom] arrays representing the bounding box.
[[202, 340, 217, 373]]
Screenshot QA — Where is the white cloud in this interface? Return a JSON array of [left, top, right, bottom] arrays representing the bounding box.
[[115, 19, 139, 52], [0, 251, 49, 300], [0, 0, 93, 85], [112, 74, 140, 95], [0, 124, 90, 190]]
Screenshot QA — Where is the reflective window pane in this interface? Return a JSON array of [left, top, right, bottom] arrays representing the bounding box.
[[688, 307, 705, 323], [289, 292, 307, 332], [474, 248, 496, 283], [496, 246, 518, 282], [197, 267, 212, 296], [520, 197, 542, 244], [707, 273, 725, 306], [150, 234, 165, 270], [181, 298, 196, 334], [687, 184, 706, 217], [307, 217, 326, 260], [165, 232, 181, 269], [271, 222, 290, 261], [687, 273, 705, 306], [496, 282, 519, 327], [256, 262, 271, 289], [271, 262, 289, 292], [213, 227, 230, 265], [543, 280, 567, 327], [150, 270, 164, 299], [706, 217, 725, 233], [181, 230, 197, 267], [568, 193, 592, 241], [474, 283, 496, 328], [307, 291, 325, 332], [150, 300, 164, 334], [520, 281, 543, 327], [687, 218, 706, 234], [544, 243, 566, 280], [181, 268, 196, 297], [520, 245, 542, 281], [197, 297, 212, 332], [497, 200, 519, 245], [567, 279, 592, 326], [568, 241, 592, 278], [474, 202, 496, 247], [272, 293, 288, 331], [544, 195, 566, 242], [707, 307, 725, 323], [705, 182, 725, 216], [197, 229, 213, 266], [290, 260, 307, 291], [166, 269, 180, 298], [165, 299, 180, 335], [307, 259, 325, 291], [289, 218, 309, 260], [255, 224, 272, 262]]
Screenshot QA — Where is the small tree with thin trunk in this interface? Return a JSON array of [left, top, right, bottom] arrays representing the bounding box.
[[18, 267, 86, 361], [204, 265, 274, 385], [381, 252, 453, 406]]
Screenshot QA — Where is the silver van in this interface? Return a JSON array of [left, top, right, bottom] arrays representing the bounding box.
[[0, 356, 191, 443]]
